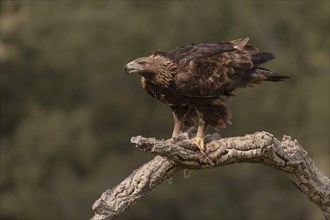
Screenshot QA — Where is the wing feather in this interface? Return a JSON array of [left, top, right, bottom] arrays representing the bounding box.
[[172, 38, 256, 97]]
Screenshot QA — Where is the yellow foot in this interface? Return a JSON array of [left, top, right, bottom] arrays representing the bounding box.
[[166, 137, 174, 143], [191, 137, 205, 151]]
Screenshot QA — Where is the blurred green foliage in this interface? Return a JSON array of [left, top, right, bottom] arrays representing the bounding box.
[[0, 1, 329, 220]]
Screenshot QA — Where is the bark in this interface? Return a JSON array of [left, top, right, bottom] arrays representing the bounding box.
[[91, 131, 330, 220]]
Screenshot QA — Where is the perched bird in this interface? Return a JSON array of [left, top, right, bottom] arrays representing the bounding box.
[[125, 37, 289, 151]]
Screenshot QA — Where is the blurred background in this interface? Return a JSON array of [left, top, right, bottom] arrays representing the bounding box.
[[0, 1, 329, 220]]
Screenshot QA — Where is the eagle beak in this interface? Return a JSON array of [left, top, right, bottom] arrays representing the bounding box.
[[125, 61, 138, 74]]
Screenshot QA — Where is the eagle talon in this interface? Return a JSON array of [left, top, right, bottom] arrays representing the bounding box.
[[166, 137, 175, 143], [191, 137, 205, 151], [167, 134, 186, 143]]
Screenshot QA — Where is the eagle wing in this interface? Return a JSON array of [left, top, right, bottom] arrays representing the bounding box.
[[171, 38, 263, 97]]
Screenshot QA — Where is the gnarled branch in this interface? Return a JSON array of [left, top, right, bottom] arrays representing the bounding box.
[[91, 131, 330, 220]]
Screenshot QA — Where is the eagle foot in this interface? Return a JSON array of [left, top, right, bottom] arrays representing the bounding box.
[[191, 137, 205, 151], [166, 137, 175, 143], [166, 133, 190, 143]]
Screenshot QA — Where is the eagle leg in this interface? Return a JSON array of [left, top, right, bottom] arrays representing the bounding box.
[[167, 106, 188, 142], [191, 116, 207, 151], [172, 113, 184, 138]]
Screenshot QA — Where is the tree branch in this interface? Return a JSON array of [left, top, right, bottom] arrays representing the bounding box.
[[91, 131, 330, 220]]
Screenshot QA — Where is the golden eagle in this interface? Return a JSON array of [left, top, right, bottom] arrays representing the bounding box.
[[125, 38, 288, 150]]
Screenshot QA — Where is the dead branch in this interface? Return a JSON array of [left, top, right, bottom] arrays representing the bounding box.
[[91, 131, 330, 220]]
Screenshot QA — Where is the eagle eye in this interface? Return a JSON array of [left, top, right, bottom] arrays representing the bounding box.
[[138, 61, 147, 65]]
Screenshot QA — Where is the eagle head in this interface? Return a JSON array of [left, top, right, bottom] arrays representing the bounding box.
[[125, 54, 176, 82], [125, 57, 160, 77]]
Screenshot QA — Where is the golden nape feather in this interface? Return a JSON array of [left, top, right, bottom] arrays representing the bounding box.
[[125, 37, 289, 151]]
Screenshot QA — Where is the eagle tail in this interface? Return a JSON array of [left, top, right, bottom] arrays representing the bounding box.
[[252, 52, 275, 66], [224, 68, 289, 91], [254, 68, 290, 82]]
